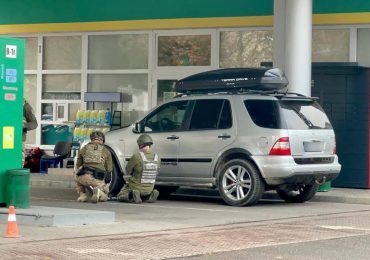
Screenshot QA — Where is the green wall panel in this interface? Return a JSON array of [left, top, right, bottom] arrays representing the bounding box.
[[0, 0, 273, 25], [313, 0, 370, 14], [1, 0, 370, 25]]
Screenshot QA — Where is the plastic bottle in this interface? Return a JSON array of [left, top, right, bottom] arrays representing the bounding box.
[[90, 110, 98, 125], [73, 127, 82, 142], [75, 110, 83, 125], [86, 127, 94, 139], [97, 110, 106, 125], [80, 128, 88, 142], [82, 110, 91, 125], [105, 109, 112, 126]]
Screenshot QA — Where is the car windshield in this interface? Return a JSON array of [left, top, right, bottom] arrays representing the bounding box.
[[244, 99, 332, 130]]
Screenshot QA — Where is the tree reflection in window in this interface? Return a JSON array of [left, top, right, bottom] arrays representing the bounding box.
[[220, 31, 273, 68], [158, 35, 211, 66]]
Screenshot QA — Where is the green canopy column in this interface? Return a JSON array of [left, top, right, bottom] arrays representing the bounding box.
[[0, 38, 24, 204]]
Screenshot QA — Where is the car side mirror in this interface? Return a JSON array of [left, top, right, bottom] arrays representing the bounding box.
[[132, 122, 141, 133]]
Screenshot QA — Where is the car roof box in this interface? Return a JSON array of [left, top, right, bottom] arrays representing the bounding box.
[[175, 68, 289, 93]]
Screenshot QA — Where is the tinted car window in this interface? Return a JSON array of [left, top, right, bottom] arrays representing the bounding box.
[[218, 100, 232, 129], [189, 99, 232, 130], [244, 100, 280, 129], [279, 100, 332, 129], [143, 100, 189, 132]]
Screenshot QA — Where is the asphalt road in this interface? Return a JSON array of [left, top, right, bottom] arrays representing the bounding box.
[[175, 234, 370, 260], [1, 193, 370, 259]]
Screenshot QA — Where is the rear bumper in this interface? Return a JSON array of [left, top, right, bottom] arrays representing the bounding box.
[[252, 155, 341, 185], [265, 172, 340, 185]]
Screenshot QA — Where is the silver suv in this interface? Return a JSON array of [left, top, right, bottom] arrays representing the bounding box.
[[105, 68, 341, 206]]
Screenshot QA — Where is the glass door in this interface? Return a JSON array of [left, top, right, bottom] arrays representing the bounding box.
[[157, 80, 177, 105]]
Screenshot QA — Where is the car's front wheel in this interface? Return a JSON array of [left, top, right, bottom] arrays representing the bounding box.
[[108, 159, 124, 196], [276, 183, 319, 203], [217, 159, 265, 206]]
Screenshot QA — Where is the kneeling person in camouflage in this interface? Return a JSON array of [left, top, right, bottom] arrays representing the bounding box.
[[75, 131, 112, 203], [118, 134, 160, 203]]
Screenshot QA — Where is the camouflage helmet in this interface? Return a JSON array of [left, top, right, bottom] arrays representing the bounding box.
[[90, 131, 105, 142], [137, 134, 153, 147]]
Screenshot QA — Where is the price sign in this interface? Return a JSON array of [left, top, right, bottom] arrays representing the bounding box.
[[5, 45, 17, 58]]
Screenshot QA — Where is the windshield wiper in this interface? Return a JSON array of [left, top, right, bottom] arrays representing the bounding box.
[[292, 108, 314, 129]]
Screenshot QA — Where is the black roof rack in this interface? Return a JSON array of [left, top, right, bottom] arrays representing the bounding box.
[[175, 68, 289, 94]]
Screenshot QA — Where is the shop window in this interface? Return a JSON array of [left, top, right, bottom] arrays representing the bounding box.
[[312, 29, 349, 62], [87, 74, 148, 126], [18, 37, 37, 70], [157, 35, 211, 66], [88, 34, 149, 69], [357, 28, 370, 64], [43, 36, 82, 69], [220, 30, 273, 68], [42, 74, 81, 100]]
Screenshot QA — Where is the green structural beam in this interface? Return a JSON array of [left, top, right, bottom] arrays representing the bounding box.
[[0, 0, 273, 25]]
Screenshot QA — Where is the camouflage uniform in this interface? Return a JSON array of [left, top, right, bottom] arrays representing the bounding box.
[[117, 149, 160, 203], [75, 141, 113, 203], [22, 99, 38, 166]]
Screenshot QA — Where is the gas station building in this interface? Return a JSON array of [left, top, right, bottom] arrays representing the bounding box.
[[0, 0, 370, 188]]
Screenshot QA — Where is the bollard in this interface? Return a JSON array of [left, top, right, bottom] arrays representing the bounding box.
[[318, 181, 332, 192], [6, 169, 30, 208]]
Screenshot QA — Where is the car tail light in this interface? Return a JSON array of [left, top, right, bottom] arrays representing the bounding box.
[[333, 145, 336, 155], [269, 137, 291, 155]]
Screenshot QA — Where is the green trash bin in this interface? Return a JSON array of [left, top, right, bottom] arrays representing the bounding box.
[[318, 181, 332, 192], [6, 168, 30, 208]]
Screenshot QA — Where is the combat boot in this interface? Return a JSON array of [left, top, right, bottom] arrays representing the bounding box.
[[99, 191, 108, 202], [91, 187, 101, 203], [77, 192, 88, 202], [132, 190, 142, 204], [146, 189, 159, 203], [117, 189, 131, 202]]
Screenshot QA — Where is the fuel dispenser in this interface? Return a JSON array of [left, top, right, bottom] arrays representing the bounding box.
[[0, 38, 25, 206]]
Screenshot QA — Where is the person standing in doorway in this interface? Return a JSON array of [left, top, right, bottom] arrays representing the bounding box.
[[117, 134, 160, 203], [23, 99, 38, 167]]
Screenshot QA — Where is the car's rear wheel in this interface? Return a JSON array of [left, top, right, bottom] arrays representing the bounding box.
[[217, 159, 265, 206], [276, 183, 319, 203]]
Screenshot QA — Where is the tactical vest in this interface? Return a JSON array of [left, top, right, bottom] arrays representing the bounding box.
[[139, 151, 159, 184], [84, 144, 105, 165]]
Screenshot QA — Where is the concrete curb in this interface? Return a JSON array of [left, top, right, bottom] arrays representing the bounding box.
[[0, 206, 115, 226], [30, 173, 370, 205]]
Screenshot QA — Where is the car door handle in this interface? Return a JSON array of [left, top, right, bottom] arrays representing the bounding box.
[[218, 134, 231, 139], [167, 135, 179, 140]]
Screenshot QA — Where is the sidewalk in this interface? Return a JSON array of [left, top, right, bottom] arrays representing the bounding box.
[[313, 187, 370, 205]]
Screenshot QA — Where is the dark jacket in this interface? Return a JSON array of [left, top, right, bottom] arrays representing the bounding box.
[[23, 99, 38, 141]]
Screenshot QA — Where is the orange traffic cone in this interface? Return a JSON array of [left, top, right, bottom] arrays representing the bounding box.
[[5, 206, 20, 238]]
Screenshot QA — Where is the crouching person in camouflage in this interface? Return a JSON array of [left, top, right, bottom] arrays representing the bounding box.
[[75, 131, 112, 203], [117, 134, 160, 204]]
